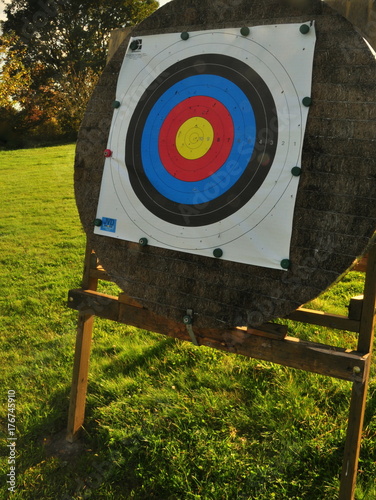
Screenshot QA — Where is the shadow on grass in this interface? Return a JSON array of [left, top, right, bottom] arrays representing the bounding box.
[[7, 342, 371, 499], [99, 336, 177, 379]]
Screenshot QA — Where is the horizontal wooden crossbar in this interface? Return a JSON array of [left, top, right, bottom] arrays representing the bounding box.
[[285, 307, 360, 332], [89, 267, 115, 282], [67, 289, 369, 383]]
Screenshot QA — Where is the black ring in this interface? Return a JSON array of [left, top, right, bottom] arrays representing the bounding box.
[[125, 54, 278, 227]]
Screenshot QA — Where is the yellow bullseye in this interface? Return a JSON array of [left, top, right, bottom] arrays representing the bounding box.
[[175, 117, 214, 160]]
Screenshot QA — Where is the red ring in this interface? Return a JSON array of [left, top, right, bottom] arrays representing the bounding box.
[[158, 96, 234, 182]]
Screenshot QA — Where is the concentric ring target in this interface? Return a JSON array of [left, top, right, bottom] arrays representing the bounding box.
[[96, 25, 316, 268], [81, 7, 376, 328], [126, 54, 278, 227]]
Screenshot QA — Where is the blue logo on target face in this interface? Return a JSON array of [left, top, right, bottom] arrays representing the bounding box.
[[101, 217, 117, 233]]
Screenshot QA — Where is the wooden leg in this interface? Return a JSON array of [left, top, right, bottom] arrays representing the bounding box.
[[339, 241, 376, 498], [66, 313, 95, 442], [339, 365, 371, 500]]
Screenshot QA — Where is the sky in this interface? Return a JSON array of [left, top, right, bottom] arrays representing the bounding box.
[[0, 1, 6, 22]]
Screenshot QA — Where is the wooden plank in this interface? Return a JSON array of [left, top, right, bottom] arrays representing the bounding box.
[[247, 323, 287, 340], [118, 293, 144, 308], [352, 256, 368, 273], [83, 243, 99, 291], [66, 313, 95, 443], [66, 240, 98, 443], [339, 378, 371, 500], [339, 243, 376, 499], [348, 295, 363, 321], [67, 289, 368, 383], [285, 307, 360, 333], [357, 244, 376, 354], [89, 267, 115, 282]]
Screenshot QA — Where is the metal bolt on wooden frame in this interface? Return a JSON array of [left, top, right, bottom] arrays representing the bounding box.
[[66, 240, 376, 500]]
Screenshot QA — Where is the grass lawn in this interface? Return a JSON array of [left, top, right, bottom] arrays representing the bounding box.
[[0, 144, 375, 499]]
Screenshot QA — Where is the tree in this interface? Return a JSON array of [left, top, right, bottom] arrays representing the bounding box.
[[0, 32, 32, 110], [0, 32, 52, 148], [0, 0, 159, 140], [3, 0, 159, 73]]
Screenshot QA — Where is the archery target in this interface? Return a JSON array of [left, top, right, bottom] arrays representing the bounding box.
[[95, 24, 316, 269]]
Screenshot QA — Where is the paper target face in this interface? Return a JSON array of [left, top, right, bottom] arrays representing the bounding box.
[[127, 54, 278, 227], [95, 24, 316, 269]]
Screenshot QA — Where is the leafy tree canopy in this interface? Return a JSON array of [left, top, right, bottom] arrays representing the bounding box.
[[0, 0, 159, 142], [2, 0, 159, 73]]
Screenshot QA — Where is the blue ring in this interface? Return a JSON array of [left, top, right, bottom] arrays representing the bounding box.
[[141, 75, 256, 204]]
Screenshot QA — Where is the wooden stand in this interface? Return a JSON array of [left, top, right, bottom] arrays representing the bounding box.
[[66, 242, 376, 500]]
